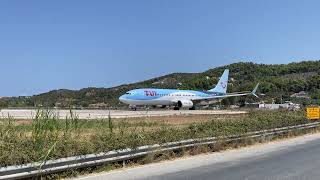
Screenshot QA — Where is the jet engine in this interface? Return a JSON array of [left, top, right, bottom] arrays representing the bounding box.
[[177, 100, 194, 108]]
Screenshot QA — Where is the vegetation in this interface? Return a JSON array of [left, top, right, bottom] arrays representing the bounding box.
[[0, 109, 307, 167], [1, 61, 320, 108]]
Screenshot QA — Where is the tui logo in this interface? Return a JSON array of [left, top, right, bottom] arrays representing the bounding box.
[[220, 82, 227, 89], [145, 90, 157, 96]]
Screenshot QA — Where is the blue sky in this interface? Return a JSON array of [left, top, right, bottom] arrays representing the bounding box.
[[0, 0, 320, 96]]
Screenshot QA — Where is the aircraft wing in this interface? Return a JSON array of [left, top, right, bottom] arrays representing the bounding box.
[[194, 83, 259, 101]]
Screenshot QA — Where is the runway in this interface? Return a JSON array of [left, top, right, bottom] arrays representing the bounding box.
[[0, 109, 247, 119], [76, 133, 320, 180]]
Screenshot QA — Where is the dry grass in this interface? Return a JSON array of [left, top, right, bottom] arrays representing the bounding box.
[[11, 113, 247, 127], [55, 127, 320, 180], [0, 109, 307, 167]]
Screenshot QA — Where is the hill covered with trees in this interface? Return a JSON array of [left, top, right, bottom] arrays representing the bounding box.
[[1, 61, 320, 108]]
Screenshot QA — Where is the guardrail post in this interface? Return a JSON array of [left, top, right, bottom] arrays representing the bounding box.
[[1, 122, 320, 180]]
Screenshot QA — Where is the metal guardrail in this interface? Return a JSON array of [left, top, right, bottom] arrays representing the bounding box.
[[1, 121, 320, 180]]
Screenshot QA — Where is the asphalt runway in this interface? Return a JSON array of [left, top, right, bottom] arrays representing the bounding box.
[[0, 109, 247, 119], [76, 133, 320, 180]]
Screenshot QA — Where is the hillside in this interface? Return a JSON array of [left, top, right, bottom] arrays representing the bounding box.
[[1, 61, 320, 108]]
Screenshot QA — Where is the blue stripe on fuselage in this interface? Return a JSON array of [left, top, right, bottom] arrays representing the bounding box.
[[123, 88, 225, 100]]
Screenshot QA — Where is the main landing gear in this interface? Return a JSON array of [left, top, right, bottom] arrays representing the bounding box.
[[129, 105, 137, 111], [173, 106, 196, 110], [189, 106, 196, 110]]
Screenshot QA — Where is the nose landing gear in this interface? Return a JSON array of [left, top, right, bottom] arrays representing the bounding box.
[[129, 105, 137, 111]]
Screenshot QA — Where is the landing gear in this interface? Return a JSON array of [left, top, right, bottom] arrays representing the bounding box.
[[174, 107, 180, 110], [129, 105, 137, 111], [189, 106, 196, 110]]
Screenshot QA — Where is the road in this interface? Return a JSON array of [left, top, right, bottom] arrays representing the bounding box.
[[0, 109, 246, 119], [76, 133, 320, 180]]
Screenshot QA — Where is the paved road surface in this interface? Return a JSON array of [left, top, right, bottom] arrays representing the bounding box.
[[0, 109, 246, 119], [76, 133, 320, 180]]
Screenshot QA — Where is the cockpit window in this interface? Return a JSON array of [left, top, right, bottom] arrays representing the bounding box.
[[126, 92, 130, 95]]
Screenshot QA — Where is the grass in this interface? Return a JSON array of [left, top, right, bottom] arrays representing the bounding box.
[[0, 109, 308, 167]]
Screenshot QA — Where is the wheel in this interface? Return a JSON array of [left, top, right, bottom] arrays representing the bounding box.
[[174, 107, 180, 110], [189, 106, 196, 110], [130, 106, 137, 111]]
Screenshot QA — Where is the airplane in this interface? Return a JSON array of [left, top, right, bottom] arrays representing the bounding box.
[[119, 69, 259, 110]]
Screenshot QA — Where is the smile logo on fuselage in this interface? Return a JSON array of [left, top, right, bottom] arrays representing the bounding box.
[[221, 82, 227, 89]]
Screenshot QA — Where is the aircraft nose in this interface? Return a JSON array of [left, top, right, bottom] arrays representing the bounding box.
[[119, 95, 126, 103]]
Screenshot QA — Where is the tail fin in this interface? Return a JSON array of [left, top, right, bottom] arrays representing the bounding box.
[[208, 69, 229, 94]]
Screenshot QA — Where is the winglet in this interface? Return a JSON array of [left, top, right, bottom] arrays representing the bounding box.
[[251, 83, 259, 98]]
